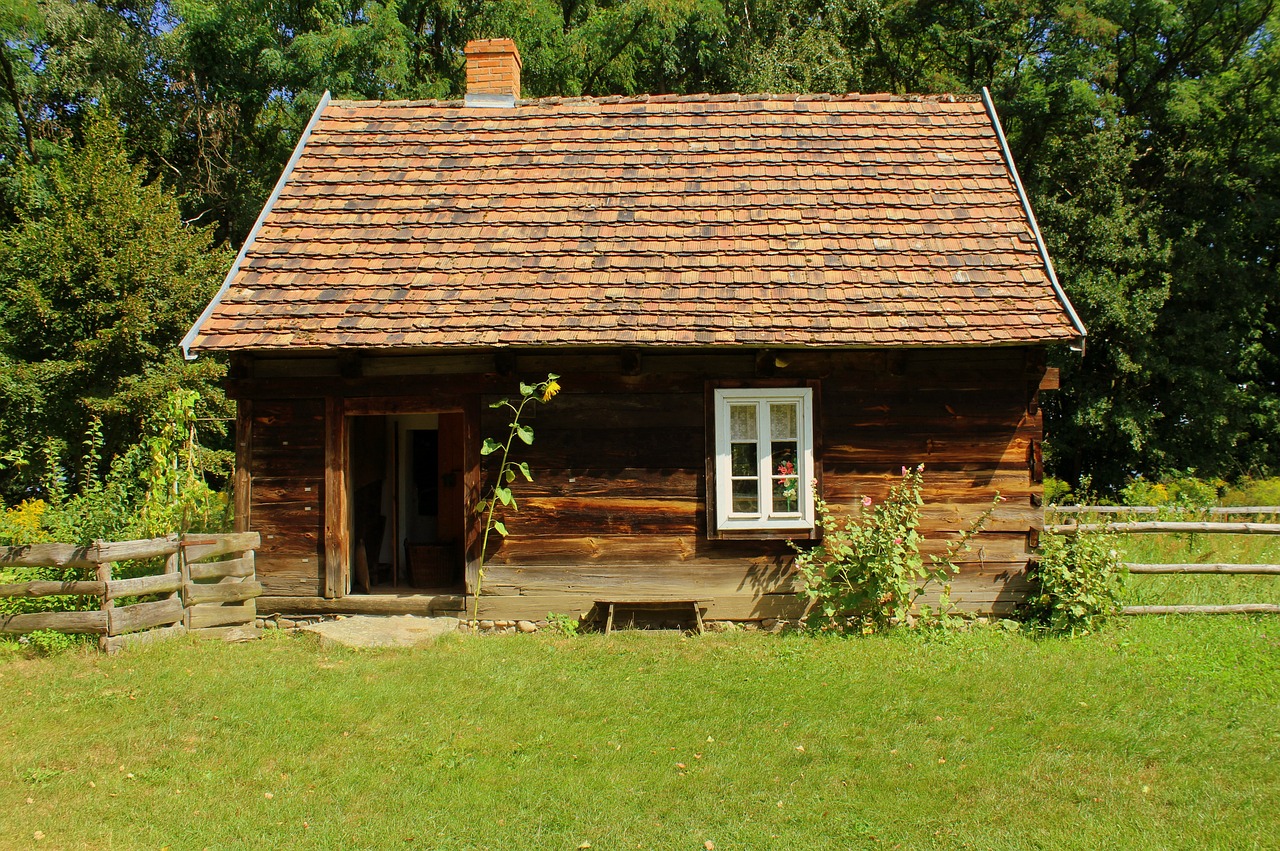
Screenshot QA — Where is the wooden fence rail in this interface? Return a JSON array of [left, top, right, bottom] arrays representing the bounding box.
[[1046, 521, 1280, 535], [1050, 505, 1280, 516], [1044, 506, 1280, 616], [0, 532, 261, 653]]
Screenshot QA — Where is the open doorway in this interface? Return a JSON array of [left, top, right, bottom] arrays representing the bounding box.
[[348, 412, 465, 594]]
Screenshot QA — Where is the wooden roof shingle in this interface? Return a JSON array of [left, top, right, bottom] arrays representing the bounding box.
[[184, 91, 1084, 354]]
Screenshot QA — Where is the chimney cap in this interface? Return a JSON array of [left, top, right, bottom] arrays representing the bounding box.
[[464, 38, 522, 70]]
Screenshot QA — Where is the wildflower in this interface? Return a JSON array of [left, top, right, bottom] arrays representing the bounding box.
[[861, 496, 873, 507], [893, 537, 903, 545], [540, 379, 561, 402], [917, 463, 925, 472]]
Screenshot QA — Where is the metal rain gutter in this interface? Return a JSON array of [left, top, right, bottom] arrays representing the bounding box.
[[981, 86, 1087, 354], [180, 90, 333, 360]]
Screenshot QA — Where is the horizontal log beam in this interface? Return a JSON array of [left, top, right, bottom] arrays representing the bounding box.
[[1124, 563, 1280, 575], [188, 554, 255, 581], [1, 536, 181, 568], [1052, 506, 1280, 515], [183, 532, 261, 564], [1047, 522, 1280, 535], [103, 624, 186, 655], [186, 580, 263, 606], [0, 610, 108, 635], [105, 572, 183, 601], [1122, 604, 1280, 615], [109, 598, 184, 635], [258, 594, 465, 617], [188, 600, 257, 630], [0, 580, 106, 599]]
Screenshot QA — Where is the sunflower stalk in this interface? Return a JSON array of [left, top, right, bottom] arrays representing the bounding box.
[[470, 373, 560, 624]]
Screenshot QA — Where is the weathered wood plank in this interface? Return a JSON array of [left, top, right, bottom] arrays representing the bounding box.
[[182, 532, 261, 563], [188, 554, 256, 581], [103, 624, 187, 655], [186, 580, 264, 606], [109, 598, 184, 635], [0, 580, 106, 598], [0, 536, 178, 569], [324, 396, 348, 599], [1051, 505, 1280, 516], [104, 572, 183, 601], [1049, 522, 1280, 535], [1122, 604, 1280, 615], [1124, 563, 1280, 575], [188, 600, 257, 629], [0, 544, 97, 569], [234, 398, 253, 533], [258, 594, 465, 617], [190, 624, 262, 642], [0, 610, 108, 635], [95, 536, 182, 563]]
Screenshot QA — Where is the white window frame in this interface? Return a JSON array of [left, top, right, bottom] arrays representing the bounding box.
[[713, 387, 815, 533]]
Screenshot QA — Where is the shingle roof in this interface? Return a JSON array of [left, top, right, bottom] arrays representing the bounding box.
[[185, 92, 1083, 353]]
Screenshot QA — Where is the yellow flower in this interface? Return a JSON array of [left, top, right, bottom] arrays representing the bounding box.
[[540, 379, 561, 402]]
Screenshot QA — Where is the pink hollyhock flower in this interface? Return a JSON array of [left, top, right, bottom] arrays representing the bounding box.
[[861, 496, 873, 507], [893, 537, 903, 545]]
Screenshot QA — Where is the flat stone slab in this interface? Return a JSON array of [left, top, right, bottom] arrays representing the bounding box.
[[299, 615, 458, 649]]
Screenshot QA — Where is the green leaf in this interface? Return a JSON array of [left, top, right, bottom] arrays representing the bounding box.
[[516, 461, 533, 482], [493, 520, 508, 537], [489, 398, 509, 409], [481, 438, 501, 455], [516, 424, 534, 444], [504, 469, 515, 483], [495, 486, 512, 506], [519, 382, 534, 397]]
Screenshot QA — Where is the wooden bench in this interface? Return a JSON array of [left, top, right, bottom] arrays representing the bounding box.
[[595, 599, 708, 635]]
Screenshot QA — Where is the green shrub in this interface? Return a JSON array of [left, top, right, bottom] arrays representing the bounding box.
[[545, 612, 581, 637], [1043, 476, 1073, 505], [1120, 472, 1224, 508], [23, 629, 78, 656], [1029, 531, 1127, 634], [1221, 477, 1280, 506], [794, 466, 926, 634]]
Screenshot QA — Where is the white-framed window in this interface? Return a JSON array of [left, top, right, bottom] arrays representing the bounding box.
[[713, 387, 815, 533]]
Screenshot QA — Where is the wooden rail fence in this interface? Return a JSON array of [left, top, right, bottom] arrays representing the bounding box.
[[1046, 506, 1280, 616], [0, 532, 262, 653]]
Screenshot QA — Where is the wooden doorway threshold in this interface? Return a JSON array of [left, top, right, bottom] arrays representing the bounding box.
[[259, 594, 466, 618]]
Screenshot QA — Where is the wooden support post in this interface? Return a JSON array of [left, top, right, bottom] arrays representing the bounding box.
[[233, 398, 253, 533], [180, 536, 193, 630], [324, 396, 349, 599], [96, 559, 112, 651]]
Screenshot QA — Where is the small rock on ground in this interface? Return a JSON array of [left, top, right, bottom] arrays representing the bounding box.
[[299, 615, 459, 649]]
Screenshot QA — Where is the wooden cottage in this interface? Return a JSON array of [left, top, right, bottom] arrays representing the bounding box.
[[182, 38, 1085, 622]]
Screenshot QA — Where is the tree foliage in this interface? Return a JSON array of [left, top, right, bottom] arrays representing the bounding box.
[[0, 111, 231, 498], [0, 1, 1274, 495]]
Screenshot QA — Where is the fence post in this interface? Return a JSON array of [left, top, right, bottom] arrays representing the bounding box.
[[179, 534, 192, 631], [95, 544, 113, 652]]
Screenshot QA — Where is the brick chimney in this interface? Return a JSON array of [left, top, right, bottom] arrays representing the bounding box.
[[464, 39, 521, 108]]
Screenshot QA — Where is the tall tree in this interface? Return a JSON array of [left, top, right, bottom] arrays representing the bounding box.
[[0, 112, 231, 498]]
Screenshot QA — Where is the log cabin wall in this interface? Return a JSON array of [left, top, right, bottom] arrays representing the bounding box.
[[229, 346, 1049, 618]]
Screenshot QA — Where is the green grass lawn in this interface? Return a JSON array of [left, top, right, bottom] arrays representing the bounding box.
[[1, 616, 1276, 850]]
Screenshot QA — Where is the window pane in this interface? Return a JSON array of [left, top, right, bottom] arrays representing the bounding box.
[[730, 405, 757, 441], [731, 442, 755, 477], [771, 442, 798, 476], [770, 441, 799, 514], [731, 479, 759, 514], [770, 403, 797, 440], [772, 477, 800, 513]]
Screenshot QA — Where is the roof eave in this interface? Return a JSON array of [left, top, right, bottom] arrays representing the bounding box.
[[180, 90, 333, 360], [981, 87, 1087, 355]]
